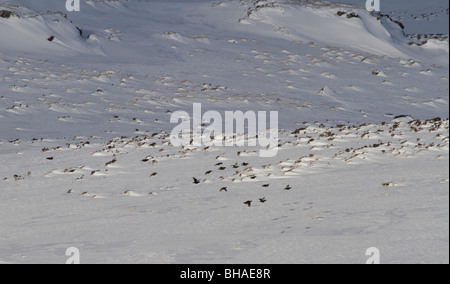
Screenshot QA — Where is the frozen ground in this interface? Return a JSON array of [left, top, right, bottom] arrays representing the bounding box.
[[0, 0, 448, 263]]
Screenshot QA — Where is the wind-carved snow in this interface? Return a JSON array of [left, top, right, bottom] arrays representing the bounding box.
[[0, 0, 448, 264]]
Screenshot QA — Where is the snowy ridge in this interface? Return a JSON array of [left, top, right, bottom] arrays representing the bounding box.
[[241, 1, 408, 57], [238, 0, 448, 64], [0, 2, 103, 55]]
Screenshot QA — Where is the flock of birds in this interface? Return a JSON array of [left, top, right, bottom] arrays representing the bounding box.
[[191, 176, 292, 206]]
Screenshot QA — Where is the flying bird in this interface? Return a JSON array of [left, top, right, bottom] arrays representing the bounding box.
[[285, 185, 292, 190], [220, 187, 228, 192], [193, 177, 200, 184], [244, 200, 252, 207], [259, 197, 267, 203], [262, 184, 270, 188]]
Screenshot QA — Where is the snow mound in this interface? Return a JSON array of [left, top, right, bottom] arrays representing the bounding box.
[[0, 2, 102, 56], [238, 0, 448, 64]]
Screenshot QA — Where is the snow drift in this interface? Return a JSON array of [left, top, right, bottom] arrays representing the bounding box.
[[0, 2, 102, 56]]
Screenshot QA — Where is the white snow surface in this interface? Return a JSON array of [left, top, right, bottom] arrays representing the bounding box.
[[0, 0, 448, 263]]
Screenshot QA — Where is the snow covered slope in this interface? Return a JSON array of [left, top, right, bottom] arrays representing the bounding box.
[[327, 0, 449, 35], [0, 1, 102, 56], [0, 0, 448, 264]]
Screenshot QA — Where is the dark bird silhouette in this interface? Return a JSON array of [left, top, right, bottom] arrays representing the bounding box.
[[242, 162, 249, 166], [193, 177, 200, 184], [262, 184, 270, 188], [150, 172, 157, 177], [259, 197, 267, 203], [285, 185, 292, 190], [232, 163, 239, 169], [244, 200, 252, 207], [105, 159, 117, 167], [205, 170, 212, 175], [220, 187, 228, 192], [219, 167, 226, 171], [215, 162, 223, 166]]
